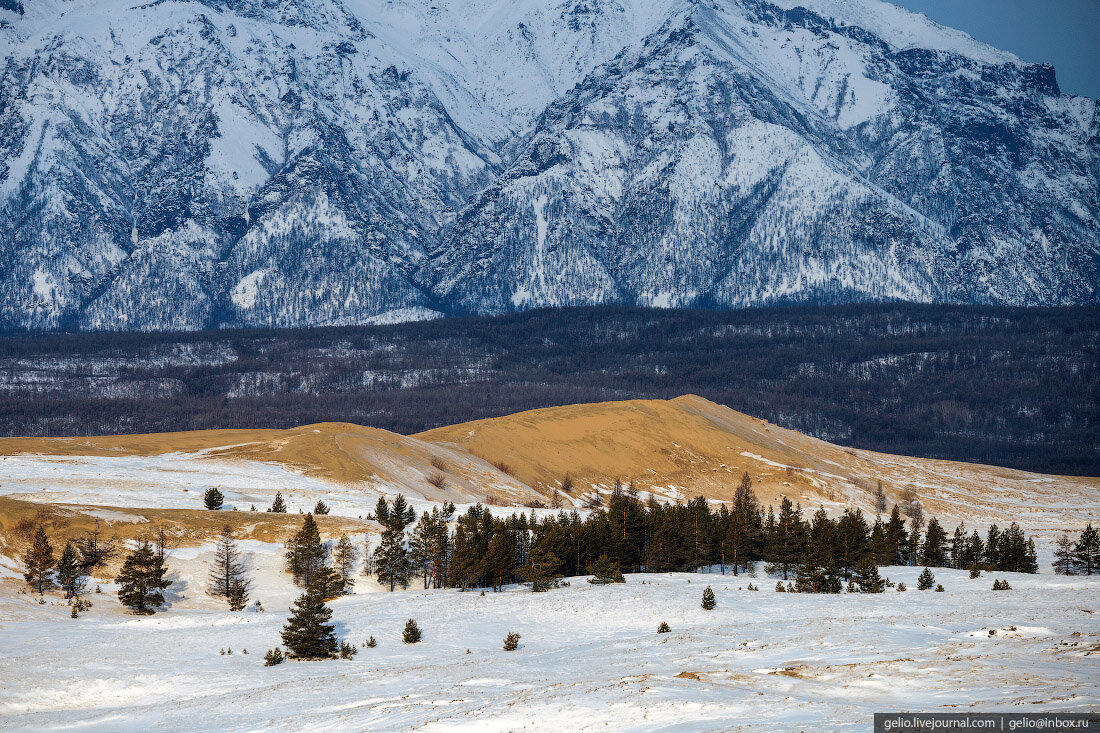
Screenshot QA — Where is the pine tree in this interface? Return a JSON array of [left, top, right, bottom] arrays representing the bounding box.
[[281, 581, 338, 659], [503, 631, 521, 651], [997, 523, 1033, 573], [310, 566, 345, 599], [885, 505, 907, 565], [1074, 524, 1099, 575], [333, 535, 358, 593], [484, 532, 515, 591], [374, 496, 414, 591], [722, 473, 762, 575], [227, 578, 249, 611], [23, 526, 57, 594], [855, 558, 884, 593], [1053, 534, 1075, 575], [657, 622, 671, 633], [269, 492, 288, 513], [984, 524, 1001, 569], [285, 514, 328, 588], [949, 523, 968, 569], [519, 544, 561, 592], [701, 585, 716, 610], [403, 619, 422, 644], [314, 500, 330, 515], [204, 487, 224, 510], [917, 567, 935, 590], [587, 554, 622, 585], [920, 518, 948, 568], [56, 542, 87, 599], [209, 525, 251, 607], [116, 542, 170, 614], [765, 497, 805, 579]]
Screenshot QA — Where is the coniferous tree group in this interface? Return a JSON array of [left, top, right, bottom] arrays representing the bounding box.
[[320, 476, 1058, 596], [1052, 524, 1099, 575]]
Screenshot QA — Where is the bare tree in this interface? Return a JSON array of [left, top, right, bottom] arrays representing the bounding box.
[[76, 520, 118, 572], [873, 480, 888, 515]]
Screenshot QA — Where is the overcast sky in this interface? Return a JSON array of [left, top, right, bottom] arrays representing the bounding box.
[[890, 0, 1100, 99]]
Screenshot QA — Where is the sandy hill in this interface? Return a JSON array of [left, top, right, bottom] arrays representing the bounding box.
[[0, 422, 536, 510], [417, 395, 1099, 528], [0, 396, 1096, 534]]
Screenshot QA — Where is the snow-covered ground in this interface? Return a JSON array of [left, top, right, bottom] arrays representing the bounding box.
[[1, 554, 1096, 731]]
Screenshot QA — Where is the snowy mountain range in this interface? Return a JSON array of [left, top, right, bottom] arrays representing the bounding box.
[[1, 0, 1097, 330]]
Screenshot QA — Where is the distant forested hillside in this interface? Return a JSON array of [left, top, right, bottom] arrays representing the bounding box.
[[1, 305, 1096, 475]]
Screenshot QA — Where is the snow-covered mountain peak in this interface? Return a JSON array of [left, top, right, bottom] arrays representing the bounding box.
[[0, 0, 1095, 330]]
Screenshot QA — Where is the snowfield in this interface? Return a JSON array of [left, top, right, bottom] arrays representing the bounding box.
[[1, 556, 1097, 731]]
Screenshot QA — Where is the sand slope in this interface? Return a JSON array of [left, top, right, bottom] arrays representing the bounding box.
[[1, 396, 1096, 531]]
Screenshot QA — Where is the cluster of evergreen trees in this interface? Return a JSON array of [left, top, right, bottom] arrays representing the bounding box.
[[1052, 524, 1100, 575], [292, 477, 1049, 596]]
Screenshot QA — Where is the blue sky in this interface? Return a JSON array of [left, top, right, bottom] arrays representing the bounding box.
[[890, 0, 1100, 99]]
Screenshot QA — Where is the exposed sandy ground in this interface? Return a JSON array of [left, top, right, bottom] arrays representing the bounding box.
[[1, 396, 1096, 534], [418, 396, 1100, 528]]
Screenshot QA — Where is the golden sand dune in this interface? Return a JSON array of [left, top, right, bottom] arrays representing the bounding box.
[[0, 423, 535, 506], [1, 396, 1096, 529], [417, 395, 1099, 527]]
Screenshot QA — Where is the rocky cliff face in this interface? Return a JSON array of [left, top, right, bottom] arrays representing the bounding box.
[[1, 0, 1096, 330]]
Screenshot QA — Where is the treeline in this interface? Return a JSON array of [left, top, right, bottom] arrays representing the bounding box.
[[324, 480, 1081, 596], [2, 304, 1098, 475]]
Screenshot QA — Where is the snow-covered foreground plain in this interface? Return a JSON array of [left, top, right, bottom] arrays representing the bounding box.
[[2, 562, 1097, 732]]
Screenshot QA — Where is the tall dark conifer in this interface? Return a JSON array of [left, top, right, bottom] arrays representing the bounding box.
[[117, 542, 170, 614], [23, 526, 56, 594], [56, 542, 86, 599], [1075, 524, 1099, 575], [281, 580, 337, 659], [285, 513, 328, 588]]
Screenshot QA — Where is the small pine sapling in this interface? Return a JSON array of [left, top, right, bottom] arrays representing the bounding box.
[[775, 581, 785, 592], [896, 582, 907, 592], [701, 585, 716, 610], [314, 500, 330, 515], [339, 641, 357, 659], [503, 632, 521, 651], [935, 584, 945, 592], [204, 487, 224, 510], [264, 648, 285, 666], [917, 567, 935, 590], [366, 636, 377, 648], [969, 564, 981, 579], [657, 622, 671, 633], [403, 619, 422, 644], [269, 492, 288, 513]]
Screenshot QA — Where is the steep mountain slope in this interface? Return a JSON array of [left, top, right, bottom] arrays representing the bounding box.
[[0, 0, 1097, 329]]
